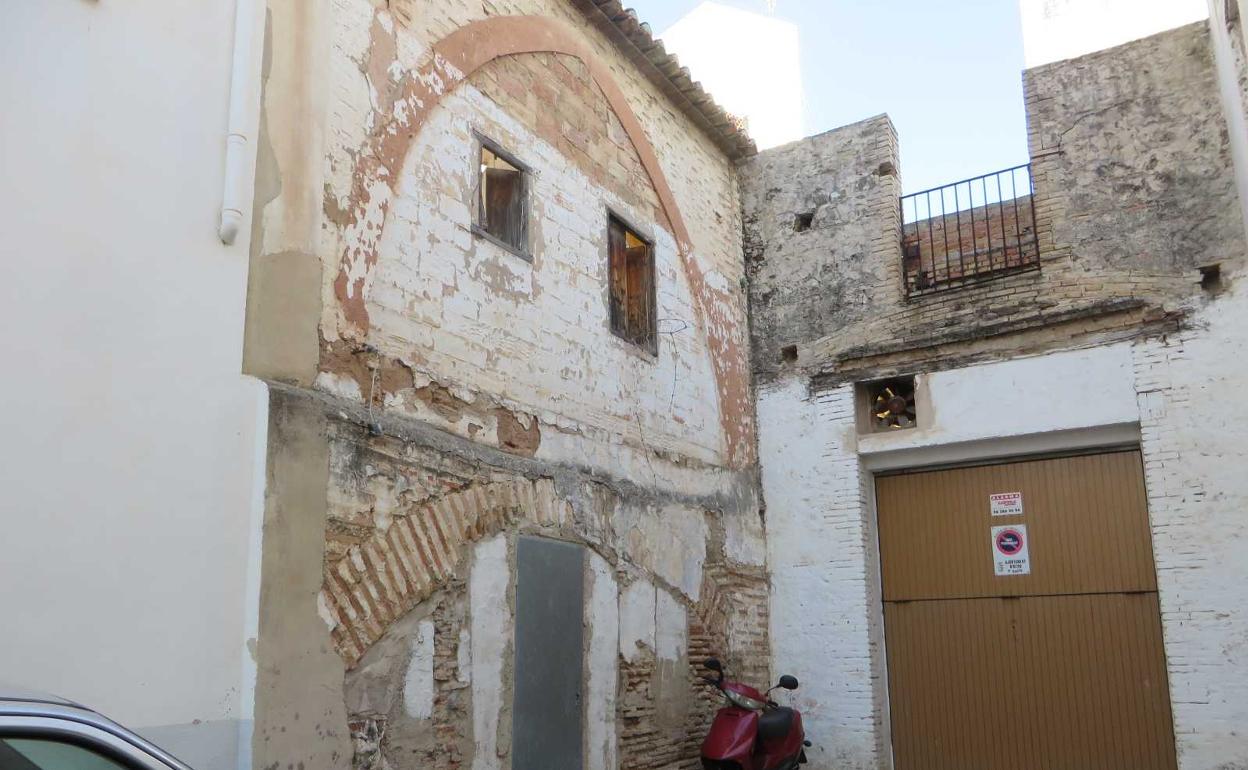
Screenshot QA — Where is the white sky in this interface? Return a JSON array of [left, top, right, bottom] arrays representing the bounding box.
[[1020, 0, 1209, 67], [645, 0, 1213, 192], [661, 3, 803, 150]]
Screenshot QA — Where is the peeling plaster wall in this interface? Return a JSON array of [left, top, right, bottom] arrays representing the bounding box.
[[585, 552, 620, 770], [469, 535, 510, 770], [249, 3, 770, 768], [0, 4, 267, 770], [303, 407, 768, 770], [316, 0, 752, 472]]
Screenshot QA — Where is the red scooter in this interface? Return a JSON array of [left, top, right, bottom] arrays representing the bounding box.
[[699, 657, 810, 770]]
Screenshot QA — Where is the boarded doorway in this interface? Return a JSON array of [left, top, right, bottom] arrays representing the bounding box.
[[513, 536, 585, 770], [876, 451, 1177, 769]]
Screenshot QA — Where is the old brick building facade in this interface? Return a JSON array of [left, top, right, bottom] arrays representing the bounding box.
[[245, 3, 768, 770]]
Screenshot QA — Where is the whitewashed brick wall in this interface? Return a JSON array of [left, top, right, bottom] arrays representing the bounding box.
[[1133, 288, 1248, 769], [765, 292, 1248, 769], [760, 379, 885, 770], [319, 0, 749, 489]]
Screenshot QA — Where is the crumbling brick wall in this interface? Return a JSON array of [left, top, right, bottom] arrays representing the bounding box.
[[316, 411, 769, 770], [743, 22, 1244, 386]]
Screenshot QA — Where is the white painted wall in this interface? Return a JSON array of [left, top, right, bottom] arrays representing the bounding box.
[[0, 4, 265, 770], [759, 379, 884, 770], [857, 344, 1140, 465], [469, 535, 510, 770], [1131, 283, 1248, 768], [762, 333, 1248, 768], [660, 2, 804, 149], [585, 552, 619, 770], [1020, 0, 1209, 67]]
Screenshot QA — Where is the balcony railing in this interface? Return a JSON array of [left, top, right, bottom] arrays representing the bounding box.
[[901, 164, 1040, 297]]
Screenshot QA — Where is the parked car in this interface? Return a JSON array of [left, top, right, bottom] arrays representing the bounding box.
[[0, 689, 192, 770]]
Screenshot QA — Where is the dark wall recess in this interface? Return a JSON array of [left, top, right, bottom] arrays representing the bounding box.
[[513, 536, 585, 770]]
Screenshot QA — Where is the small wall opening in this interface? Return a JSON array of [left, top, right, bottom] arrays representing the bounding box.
[[1199, 263, 1224, 295], [856, 376, 918, 434], [793, 211, 815, 232]]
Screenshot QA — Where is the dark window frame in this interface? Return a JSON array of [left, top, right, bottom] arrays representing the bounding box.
[[605, 210, 658, 357], [471, 132, 532, 261]]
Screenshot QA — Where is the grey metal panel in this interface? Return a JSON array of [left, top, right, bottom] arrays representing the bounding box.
[[513, 536, 585, 770]]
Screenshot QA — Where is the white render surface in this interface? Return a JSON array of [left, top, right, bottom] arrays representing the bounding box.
[[762, 324, 1248, 768], [0, 4, 266, 770], [619, 578, 658, 662], [759, 379, 884, 770], [403, 620, 436, 720], [586, 552, 620, 770], [469, 535, 511, 770], [857, 344, 1139, 458], [1132, 282, 1248, 768]]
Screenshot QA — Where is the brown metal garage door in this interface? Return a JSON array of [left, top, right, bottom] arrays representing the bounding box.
[[876, 451, 1177, 770]]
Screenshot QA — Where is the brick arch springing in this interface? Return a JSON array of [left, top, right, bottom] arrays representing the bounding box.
[[321, 474, 763, 671], [329, 14, 754, 468], [321, 478, 575, 665]]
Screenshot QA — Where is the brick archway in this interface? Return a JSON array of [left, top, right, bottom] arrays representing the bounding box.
[[329, 14, 753, 468], [321, 475, 767, 672], [321, 478, 574, 665]]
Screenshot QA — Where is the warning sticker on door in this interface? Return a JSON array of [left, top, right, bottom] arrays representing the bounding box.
[[989, 492, 1024, 517], [991, 525, 1031, 576]]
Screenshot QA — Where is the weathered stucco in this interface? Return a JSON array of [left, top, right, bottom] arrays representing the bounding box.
[[306, 394, 766, 769], [743, 23, 1244, 390], [317, 8, 754, 469], [741, 115, 900, 382], [253, 391, 352, 770]]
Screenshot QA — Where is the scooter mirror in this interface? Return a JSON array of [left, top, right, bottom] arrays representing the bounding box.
[[703, 658, 723, 673], [778, 675, 799, 690]]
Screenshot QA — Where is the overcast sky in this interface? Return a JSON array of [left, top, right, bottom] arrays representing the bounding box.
[[627, 0, 1030, 194]]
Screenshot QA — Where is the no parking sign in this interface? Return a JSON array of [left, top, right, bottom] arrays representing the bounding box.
[[991, 524, 1031, 576]]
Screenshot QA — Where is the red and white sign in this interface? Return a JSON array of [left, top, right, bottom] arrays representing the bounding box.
[[991, 524, 1031, 576], [989, 491, 1024, 517]]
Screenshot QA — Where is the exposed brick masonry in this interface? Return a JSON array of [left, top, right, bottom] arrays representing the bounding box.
[[743, 24, 1244, 386]]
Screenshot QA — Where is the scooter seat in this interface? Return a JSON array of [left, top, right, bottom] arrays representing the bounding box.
[[757, 707, 795, 740]]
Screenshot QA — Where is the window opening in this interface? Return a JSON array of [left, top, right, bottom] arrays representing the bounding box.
[[475, 141, 527, 255], [607, 216, 656, 353]]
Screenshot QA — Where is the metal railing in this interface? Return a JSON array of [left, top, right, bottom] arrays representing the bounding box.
[[900, 164, 1040, 297]]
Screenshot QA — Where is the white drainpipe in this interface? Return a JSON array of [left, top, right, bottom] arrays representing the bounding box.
[[218, 0, 260, 245]]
